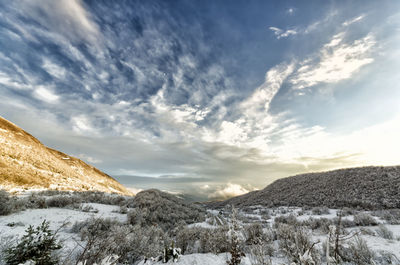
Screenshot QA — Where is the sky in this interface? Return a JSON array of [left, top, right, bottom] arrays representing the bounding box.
[[0, 0, 400, 201]]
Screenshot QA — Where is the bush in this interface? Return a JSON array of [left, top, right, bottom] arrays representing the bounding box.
[[340, 207, 356, 216], [244, 223, 274, 262], [4, 220, 62, 265], [376, 225, 393, 240], [375, 250, 399, 265], [273, 214, 299, 227], [26, 194, 47, 209], [303, 217, 332, 233], [344, 236, 375, 265], [199, 226, 231, 254], [45, 195, 79, 208], [373, 209, 400, 225], [353, 213, 378, 226], [311, 206, 330, 215], [244, 223, 273, 246], [127, 189, 205, 231], [276, 223, 320, 264], [0, 190, 12, 215], [72, 217, 169, 264]]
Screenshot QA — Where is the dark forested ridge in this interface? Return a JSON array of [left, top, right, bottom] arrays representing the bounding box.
[[210, 166, 400, 209]]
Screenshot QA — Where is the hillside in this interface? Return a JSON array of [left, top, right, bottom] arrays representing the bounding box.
[[211, 166, 400, 209], [0, 116, 132, 195]]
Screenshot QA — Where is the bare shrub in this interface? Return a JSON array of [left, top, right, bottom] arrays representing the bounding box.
[[199, 226, 231, 254], [353, 213, 377, 226], [376, 225, 393, 240], [373, 209, 400, 225], [276, 223, 320, 264], [249, 244, 273, 265], [303, 217, 332, 233], [375, 250, 400, 265], [311, 206, 330, 215], [273, 214, 299, 227], [80, 204, 99, 213], [0, 190, 12, 215], [359, 227, 375, 236], [340, 207, 356, 216], [343, 236, 375, 265], [45, 195, 79, 208], [244, 223, 273, 247], [245, 223, 274, 264], [26, 193, 47, 209], [175, 226, 231, 254], [334, 217, 356, 228], [227, 207, 245, 265]]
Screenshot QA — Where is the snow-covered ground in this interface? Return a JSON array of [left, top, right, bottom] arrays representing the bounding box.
[[138, 253, 252, 265], [0, 203, 126, 256], [1, 202, 400, 264]]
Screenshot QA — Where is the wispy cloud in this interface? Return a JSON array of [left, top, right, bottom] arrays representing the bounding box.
[[269, 27, 298, 39], [290, 32, 375, 89], [16, 0, 100, 43], [342, 14, 365, 27], [33, 86, 59, 103]]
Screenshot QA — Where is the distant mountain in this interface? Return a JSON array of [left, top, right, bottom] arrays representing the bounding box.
[[210, 166, 400, 209], [0, 116, 132, 195]]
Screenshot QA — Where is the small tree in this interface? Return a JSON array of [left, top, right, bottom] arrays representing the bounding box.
[[4, 220, 62, 265], [227, 206, 245, 265]]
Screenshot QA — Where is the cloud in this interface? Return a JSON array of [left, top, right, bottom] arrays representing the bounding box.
[[16, 0, 100, 43], [211, 63, 295, 151], [0, 2, 398, 202], [269, 27, 298, 39], [71, 115, 96, 135], [342, 15, 365, 27], [42, 59, 66, 79], [33, 86, 59, 103], [208, 183, 250, 200], [290, 33, 375, 89]]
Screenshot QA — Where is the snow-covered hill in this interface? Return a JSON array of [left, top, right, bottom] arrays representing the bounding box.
[[0, 116, 132, 195], [211, 166, 400, 209]]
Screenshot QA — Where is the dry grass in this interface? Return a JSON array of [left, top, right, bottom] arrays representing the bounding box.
[[0, 116, 132, 196]]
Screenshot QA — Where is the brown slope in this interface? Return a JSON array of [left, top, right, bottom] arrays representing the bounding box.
[[0, 116, 132, 195], [210, 166, 400, 209]]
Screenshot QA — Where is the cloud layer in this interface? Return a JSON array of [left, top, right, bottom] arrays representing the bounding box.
[[0, 1, 399, 200]]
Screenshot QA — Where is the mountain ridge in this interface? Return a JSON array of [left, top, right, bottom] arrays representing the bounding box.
[[0, 116, 132, 195], [210, 165, 400, 209]]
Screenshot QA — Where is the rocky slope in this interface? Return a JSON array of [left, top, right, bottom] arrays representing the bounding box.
[[211, 166, 400, 209], [0, 116, 132, 195]]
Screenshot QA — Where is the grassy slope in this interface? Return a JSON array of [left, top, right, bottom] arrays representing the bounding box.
[[0, 116, 132, 195]]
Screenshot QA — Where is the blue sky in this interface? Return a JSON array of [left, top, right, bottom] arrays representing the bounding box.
[[1, 0, 400, 200]]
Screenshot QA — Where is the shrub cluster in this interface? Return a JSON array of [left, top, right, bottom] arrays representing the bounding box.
[[0, 190, 135, 216], [72, 217, 170, 264], [353, 213, 378, 226], [127, 189, 205, 231]]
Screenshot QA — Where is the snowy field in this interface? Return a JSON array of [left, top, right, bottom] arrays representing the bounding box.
[[1, 191, 400, 264]]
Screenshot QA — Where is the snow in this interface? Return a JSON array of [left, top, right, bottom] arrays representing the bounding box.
[[1, 202, 400, 264], [187, 222, 216, 229], [137, 253, 252, 265], [0, 203, 126, 252]]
